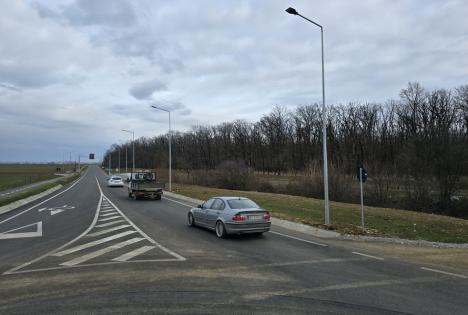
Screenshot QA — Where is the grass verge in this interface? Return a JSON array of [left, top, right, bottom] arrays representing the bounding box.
[[172, 183, 468, 244], [0, 173, 81, 207], [0, 163, 76, 191]]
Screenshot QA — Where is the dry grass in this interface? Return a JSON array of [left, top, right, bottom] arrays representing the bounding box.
[[0, 163, 75, 191]]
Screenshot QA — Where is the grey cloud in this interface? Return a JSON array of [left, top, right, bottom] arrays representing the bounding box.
[[0, 62, 80, 89], [61, 0, 137, 27], [0, 82, 21, 92], [108, 30, 184, 72], [129, 79, 167, 100]]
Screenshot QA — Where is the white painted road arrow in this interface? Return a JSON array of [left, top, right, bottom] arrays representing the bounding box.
[[38, 205, 75, 216], [0, 222, 43, 240]]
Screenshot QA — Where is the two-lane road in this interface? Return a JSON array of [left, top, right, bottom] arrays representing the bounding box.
[[0, 165, 467, 314]]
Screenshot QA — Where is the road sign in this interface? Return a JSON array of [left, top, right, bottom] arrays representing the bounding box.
[[89, 153, 95, 160], [356, 167, 368, 182]]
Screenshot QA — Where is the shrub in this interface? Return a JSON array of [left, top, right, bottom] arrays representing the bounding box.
[[214, 160, 254, 190]]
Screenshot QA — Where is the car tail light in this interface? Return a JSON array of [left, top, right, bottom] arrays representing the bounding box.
[[232, 213, 246, 221], [263, 212, 270, 220]]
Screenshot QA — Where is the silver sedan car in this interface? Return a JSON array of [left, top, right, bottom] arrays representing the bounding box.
[[187, 197, 271, 238]]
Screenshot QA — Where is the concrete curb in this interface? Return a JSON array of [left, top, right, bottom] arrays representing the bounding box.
[[164, 190, 340, 239], [0, 185, 62, 216], [271, 218, 339, 238]]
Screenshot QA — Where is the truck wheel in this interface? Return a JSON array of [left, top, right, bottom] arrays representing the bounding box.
[[155, 195, 162, 200]]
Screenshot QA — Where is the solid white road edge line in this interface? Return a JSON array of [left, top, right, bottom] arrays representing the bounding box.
[[352, 251, 384, 261], [4, 258, 183, 275], [0, 169, 87, 225], [269, 231, 328, 247], [420, 267, 467, 279]]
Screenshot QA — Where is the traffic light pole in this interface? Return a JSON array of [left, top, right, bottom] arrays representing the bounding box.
[[359, 167, 364, 229]]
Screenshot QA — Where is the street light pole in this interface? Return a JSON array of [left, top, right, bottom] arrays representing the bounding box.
[[151, 105, 172, 191], [286, 7, 330, 225], [118, 139, 124, 174], [122, 129, 135, 174]]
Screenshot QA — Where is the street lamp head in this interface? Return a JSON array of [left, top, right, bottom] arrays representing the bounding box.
[[151, 105, 170, 112], [286, 7, 298, 15]]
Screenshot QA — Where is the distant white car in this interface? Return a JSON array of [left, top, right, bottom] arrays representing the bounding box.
[[107, 176, 124, 187]]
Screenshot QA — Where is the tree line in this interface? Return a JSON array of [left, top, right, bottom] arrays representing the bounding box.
[[104, 83, 468, 216]]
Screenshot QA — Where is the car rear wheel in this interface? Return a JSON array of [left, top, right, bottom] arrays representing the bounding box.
[[215, 221, 227, 238], [187, 213, 195, 227]]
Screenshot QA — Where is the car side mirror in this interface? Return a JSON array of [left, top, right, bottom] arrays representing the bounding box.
[[197, 204, 203, 208]]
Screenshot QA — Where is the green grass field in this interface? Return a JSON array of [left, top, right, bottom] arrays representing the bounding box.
[[0, 163, 76, 191], [172, 183, 468, 244], [0, 172, 81, 207]]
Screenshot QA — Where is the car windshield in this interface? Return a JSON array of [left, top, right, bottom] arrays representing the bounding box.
[[227, 199, 259, 209]]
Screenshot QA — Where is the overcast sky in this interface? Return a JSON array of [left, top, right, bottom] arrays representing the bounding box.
[[1, 0, 467, 162]]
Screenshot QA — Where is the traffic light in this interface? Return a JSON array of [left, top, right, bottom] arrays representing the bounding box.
[[357, 167, 368, 183], [89, 153, 94, 160]]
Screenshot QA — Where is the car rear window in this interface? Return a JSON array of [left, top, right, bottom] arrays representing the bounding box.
[[112, 177, 122, 180], [227, 199, 259, 209]]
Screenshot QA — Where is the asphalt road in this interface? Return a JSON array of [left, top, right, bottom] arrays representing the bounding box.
[[0, 165, 466, 314]]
